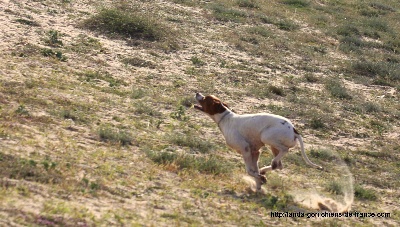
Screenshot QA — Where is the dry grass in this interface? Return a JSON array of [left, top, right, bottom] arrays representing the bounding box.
[[0, 0, 399, 226]]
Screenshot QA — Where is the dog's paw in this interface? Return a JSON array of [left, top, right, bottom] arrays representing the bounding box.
[[259, 166, 272, 175], [271, 161, 279, 170], [259, 175, 267, 184]]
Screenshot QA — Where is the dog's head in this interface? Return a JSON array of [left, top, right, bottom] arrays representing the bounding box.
[[194, 93, 229, 115]]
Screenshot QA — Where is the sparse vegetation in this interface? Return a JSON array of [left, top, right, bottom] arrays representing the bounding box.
[[98, 125, 133, 146], [145, 150, 232, 175], [355, 184, 378, 201], [41, 48, 67, 61], [123, 57, 155, 68], [168, 132, 213, 153], [211, 4, 248, 23], [15, 18, 40, 26], [282, 0, 310, 8], [1, 0, 399, 226], [325, 79, 352, 100], [326, 180, 344, 195], [44, 30, 63, 47]]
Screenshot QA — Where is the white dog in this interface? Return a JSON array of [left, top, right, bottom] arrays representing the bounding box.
[[194, 93, 322, 190]]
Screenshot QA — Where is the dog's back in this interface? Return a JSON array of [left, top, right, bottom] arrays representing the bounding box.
[[220, 113, 297, 150]]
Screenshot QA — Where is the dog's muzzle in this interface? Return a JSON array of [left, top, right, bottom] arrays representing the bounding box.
[[195, 92, 205, 101], [194, 93, 205, 111]]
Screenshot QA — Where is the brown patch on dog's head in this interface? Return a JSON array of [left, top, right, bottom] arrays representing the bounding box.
[[195, 93, 228, 115]]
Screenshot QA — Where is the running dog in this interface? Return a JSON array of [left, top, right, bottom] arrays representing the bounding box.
[[194, 93, 322, 190]]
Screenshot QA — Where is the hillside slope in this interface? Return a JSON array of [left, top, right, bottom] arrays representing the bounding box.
[[0, 0, 399, 226]]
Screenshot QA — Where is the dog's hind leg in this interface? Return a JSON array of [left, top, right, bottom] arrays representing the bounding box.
[[260, 146, 283, 175], [271, 146, 283, 170], [270, 147, 288, 170]]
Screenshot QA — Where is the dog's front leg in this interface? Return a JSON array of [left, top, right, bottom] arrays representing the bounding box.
[[242, 147, 265, 191]]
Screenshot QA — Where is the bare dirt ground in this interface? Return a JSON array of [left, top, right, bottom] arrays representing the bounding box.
[[1, 0, 399, 226]]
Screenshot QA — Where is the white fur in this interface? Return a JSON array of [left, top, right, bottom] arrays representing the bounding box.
[[195, 93, 322, 191]]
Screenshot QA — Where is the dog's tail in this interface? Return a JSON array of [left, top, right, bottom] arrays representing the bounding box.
[[294, 129, 323, 169]]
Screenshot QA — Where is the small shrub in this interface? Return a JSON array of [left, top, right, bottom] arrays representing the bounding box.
[[45, 30, 63, 47], [364, 18, 390, 33], [282, 0, 310, 8], [304, 73, 318, 83], [60, 109, 87, 123], [15, 104, 30, 116], [61, 109, 78, 121], [309, 148, 337, 161], [326, 180, 344, 195], [309, 117, 326, 129], [194, 156, 231, 175], [275, 19, 299, 31], [339, 36, 364, 53], [122, 57, 155, 68], [259, 15, 274, 24], [337, 24, 360, 37], [79, 70, 127, 87], [363, 101, 381, 113], [41, 48, 67, 61], [354, 185, 377, 200], [351, 61, 400, 84], [369, 119, 387, 133], [70, 35, 103, 54], [145, 151, 231, 175], [260, 193, 293, 210], [12, 43, 41, 57], [168, 133, 213, 153], [134, 101, 161, 116], [325, 79, 352, 100], [83, 8, 165, 41], [98, 126, 133, 146], [190, 56, 205, 67], [249, 84, 285, 98], [0, 153, 63, 184], [179, 96, 194, 108], [268, 85, 285, 96], [248, 26, 270, 37], [170, 105, 189, 121], [15, 18, 40, 26], [237, 0, 259, 9], [211, 4, 248, 22], [261, 195, 278, 209], [131, 88, 147, 99], [369, 2, 396, 12]]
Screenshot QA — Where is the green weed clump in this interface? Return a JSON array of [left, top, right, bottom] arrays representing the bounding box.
[[354, 184, 378, 201], [282, 0, 310, 8], [41, 48, 67, 61], [325, 79, 352, 100], [326, 180, 344, 195], [168, 133, 213, 153], [15, 18, 40, 26], [78, 70, 127, 87], [351, 61, 400, 85], [237, 0, 259, 9], [83, 8, 166, 41], [211, 4, 248, 23], [0, 153, 63, 184], [145, 150, 232, 175], [98, 125, 133, 146], [309, 148, 336, 161], [45, 30, 63, 47]]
